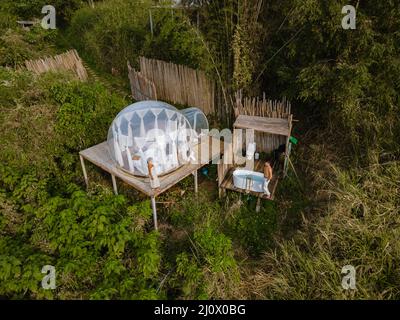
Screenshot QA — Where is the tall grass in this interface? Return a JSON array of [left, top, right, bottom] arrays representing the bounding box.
[[245, 157, 400, 299]]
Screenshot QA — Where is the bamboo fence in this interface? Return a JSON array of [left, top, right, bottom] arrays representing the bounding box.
[[24, 49, 88, 81], [233, 90, 292, 153], [127, 61, 157, 101], [138, 56, 215, 115]]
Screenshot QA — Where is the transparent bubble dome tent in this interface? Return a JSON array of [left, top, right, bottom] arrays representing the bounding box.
[[107, 101, 209, 177]]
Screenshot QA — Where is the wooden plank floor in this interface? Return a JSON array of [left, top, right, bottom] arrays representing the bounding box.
[[220, 160, 279, 200], [80, 137, 222, 197]]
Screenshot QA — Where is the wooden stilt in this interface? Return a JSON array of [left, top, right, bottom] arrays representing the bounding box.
[[151, 196, 158, 230], [80, 155, 88, 188], [111, 174, 118, 195], [193, 170, 198, 193], [256, 197, 261, 212]]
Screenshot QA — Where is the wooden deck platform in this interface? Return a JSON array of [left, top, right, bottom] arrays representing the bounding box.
[[79, 136, 222, 230], [219, 160, 279, 200], [79, 137, 222, 197]]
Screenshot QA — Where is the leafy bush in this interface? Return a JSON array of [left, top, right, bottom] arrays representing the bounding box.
[[0, 68, 126, 183], [167, 193, 240, 299], [141, 10, 207, 68], [67, 0, 207, 75], [0, 175, 161, 299]]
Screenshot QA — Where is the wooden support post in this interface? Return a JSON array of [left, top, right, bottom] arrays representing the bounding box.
[[151, 196, 158, 230], [111, 174, 118, 195], [256, 197, 261, 213], [193, 170, 198, 194], [80, 155, 88, 188]]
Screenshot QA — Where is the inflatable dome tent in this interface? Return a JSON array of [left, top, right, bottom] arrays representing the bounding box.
[[107, 101, 209, 177]]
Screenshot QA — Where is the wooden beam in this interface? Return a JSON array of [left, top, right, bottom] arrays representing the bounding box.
[[234, 115, 290, 136]]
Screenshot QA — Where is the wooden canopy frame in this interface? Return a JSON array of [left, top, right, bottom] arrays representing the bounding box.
[[217, 113, 293, 210], [233, 114, 293, 176]]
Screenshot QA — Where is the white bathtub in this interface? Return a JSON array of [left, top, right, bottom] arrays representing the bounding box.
[[232, 169, 266, 193]]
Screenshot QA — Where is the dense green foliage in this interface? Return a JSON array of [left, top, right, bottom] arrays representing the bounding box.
[[1, 181, 161, 299], [0, 68, 126, 180], [0, 69, 164, 299], [259, 0, 400, 161], [67, 0, 208, 75]]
